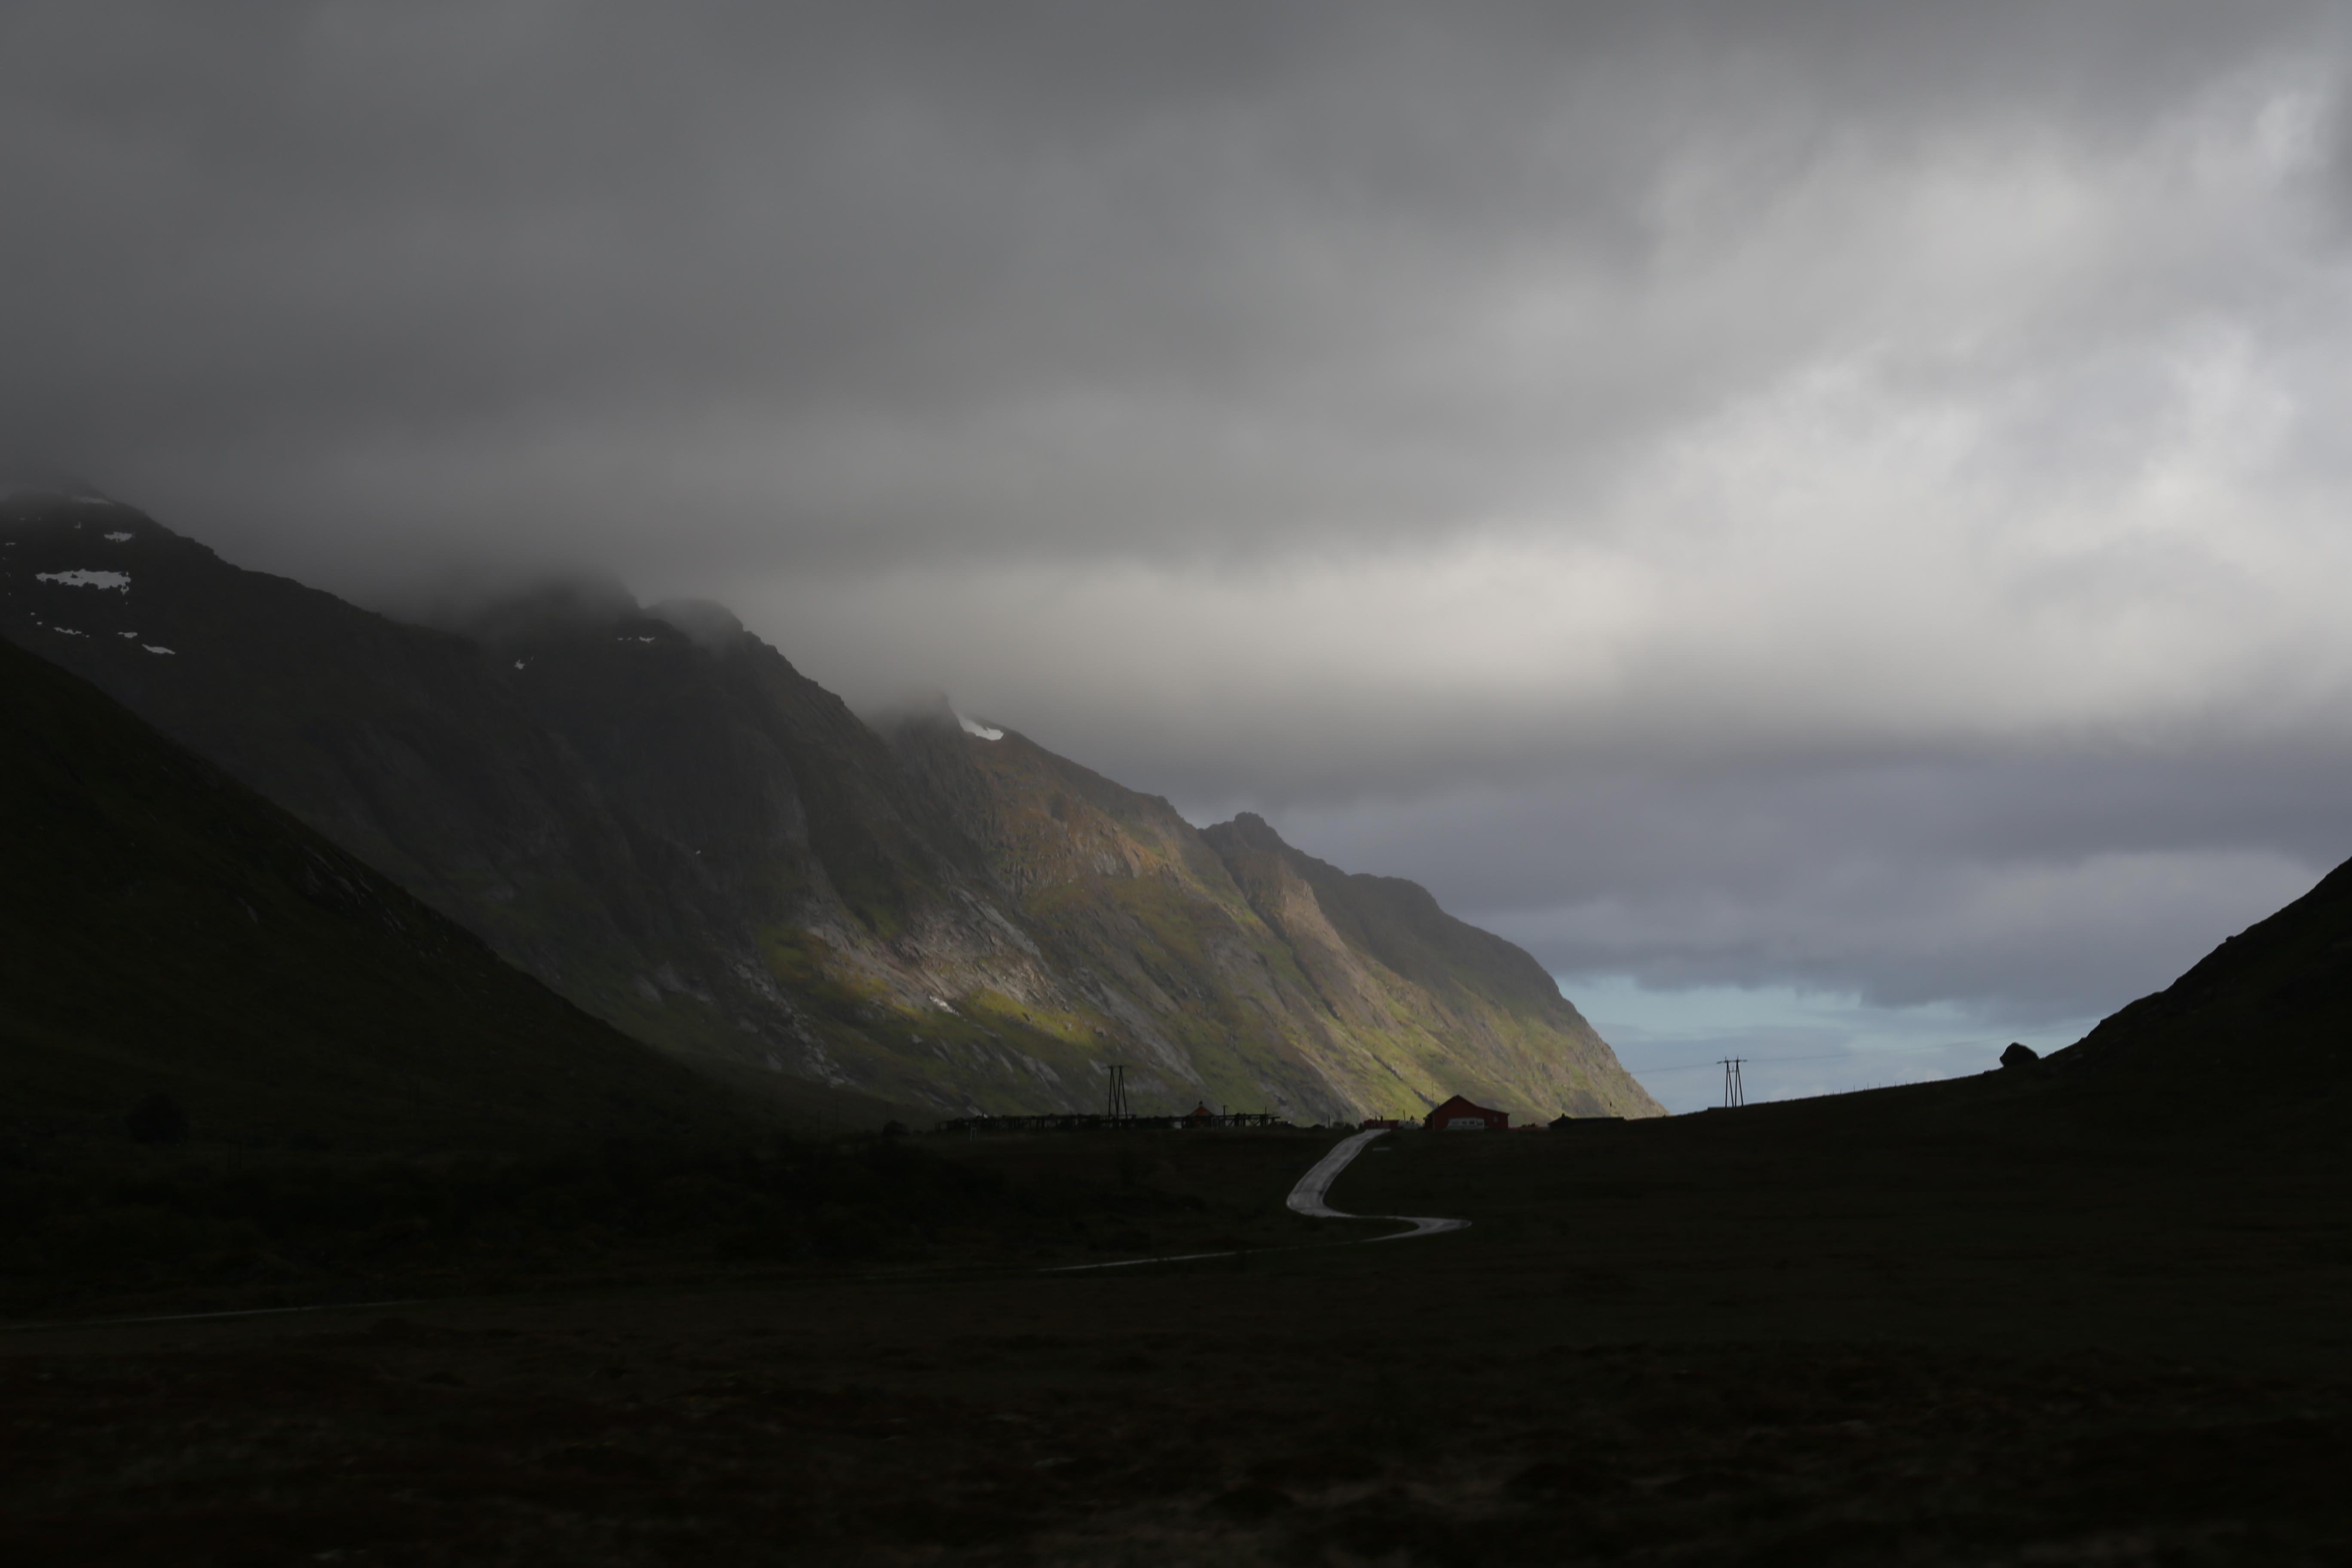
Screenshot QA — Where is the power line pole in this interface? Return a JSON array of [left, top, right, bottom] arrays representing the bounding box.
[[1106, 1063, 1130, 1121], [1720, 1058, 1746, 1109]]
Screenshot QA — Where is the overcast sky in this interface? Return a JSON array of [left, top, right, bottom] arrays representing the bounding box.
[[12, 1, 2352, 1069]]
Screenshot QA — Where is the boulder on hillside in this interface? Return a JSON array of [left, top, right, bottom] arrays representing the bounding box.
[[2000, 1042, 2041, 1071]]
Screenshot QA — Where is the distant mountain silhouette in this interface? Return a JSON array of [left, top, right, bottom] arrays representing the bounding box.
[[2049, 853, 2352, 1124], [1, 492, 1659, 1124]]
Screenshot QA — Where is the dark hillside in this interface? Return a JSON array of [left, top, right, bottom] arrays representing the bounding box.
[[2045, 850, 2352, 1129], [0, 630, 764, 1155], [0, 493, 1057, 1108]]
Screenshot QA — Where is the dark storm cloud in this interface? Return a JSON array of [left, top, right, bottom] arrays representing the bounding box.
[[9, 1, 2352, 1034], [1266, 742, 2352, 1020], [7, 0, 2337, 576]]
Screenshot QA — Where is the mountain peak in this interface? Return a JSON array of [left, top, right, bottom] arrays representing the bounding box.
[[1217, 809, 1285, 848], [648, 598, 745, 652], [869, 691, 1008, 742], [434, 574, 643, 649], [0, 462, 109, 502]]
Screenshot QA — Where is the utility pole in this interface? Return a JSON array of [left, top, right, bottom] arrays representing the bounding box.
[[1720, 1058, 1746, 1109], [1105, 1063, 1130, 1121]]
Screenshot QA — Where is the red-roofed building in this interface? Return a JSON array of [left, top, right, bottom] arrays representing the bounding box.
[[1428, 1094, 1509, 1132]]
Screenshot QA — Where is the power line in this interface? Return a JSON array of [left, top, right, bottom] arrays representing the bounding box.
[[1632, 1050, 1883, 1075]]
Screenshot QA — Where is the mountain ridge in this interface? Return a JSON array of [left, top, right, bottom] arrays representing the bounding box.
[[1, 490, 1661, 1124]]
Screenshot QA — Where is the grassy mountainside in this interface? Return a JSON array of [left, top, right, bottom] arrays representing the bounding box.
[[891, 716, 1662, 1121], [2, 490, 1656, 1124], [889, 714, 1375, 1117], [0, 630, 771, 1155], [1204, 812, 1660, 1118]]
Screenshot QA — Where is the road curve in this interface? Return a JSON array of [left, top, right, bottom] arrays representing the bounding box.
[[1047, 1127, 1468, 1272], [1287, 1127, 1472, 1240]]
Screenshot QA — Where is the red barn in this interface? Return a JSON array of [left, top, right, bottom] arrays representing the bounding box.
[[1429, 1094, 1509, 1132]]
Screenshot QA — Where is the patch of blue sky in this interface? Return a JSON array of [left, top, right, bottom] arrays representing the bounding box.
[[1555, 974, 2100, 1116]]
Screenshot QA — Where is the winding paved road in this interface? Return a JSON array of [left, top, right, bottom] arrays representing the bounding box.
[[1286, 1127, 1472, 1239], [1048, 1127, 1468, 1272]]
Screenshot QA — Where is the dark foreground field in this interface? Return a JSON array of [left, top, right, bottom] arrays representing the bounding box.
[[6, 1074, 2352, 1566]]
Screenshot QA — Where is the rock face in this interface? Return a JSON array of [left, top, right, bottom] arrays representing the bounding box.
[[1, 490, 1662, 1124]]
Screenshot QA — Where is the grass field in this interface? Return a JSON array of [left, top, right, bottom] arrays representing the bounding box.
[[6, 1077, 2351, 1565]]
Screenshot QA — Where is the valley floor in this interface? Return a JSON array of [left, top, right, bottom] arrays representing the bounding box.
[[6, 1077, 2351, 1565]]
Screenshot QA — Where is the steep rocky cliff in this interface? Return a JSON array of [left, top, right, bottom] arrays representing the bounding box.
[[1203, 812, 1651, 1118], [890, 712, 1663, 1119]]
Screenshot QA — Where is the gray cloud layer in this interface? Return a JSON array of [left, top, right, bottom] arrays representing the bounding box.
[[11, 1, 2352, 1029]]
